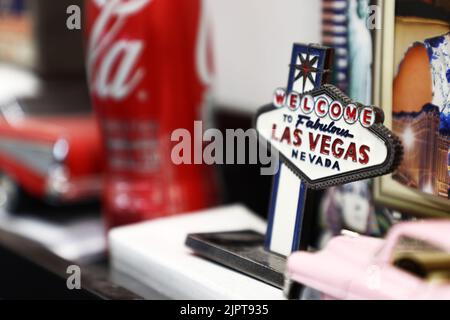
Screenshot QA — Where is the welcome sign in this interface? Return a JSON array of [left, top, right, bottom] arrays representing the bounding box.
[[256, 84, 402, 189], [185, 44, 404, 289]]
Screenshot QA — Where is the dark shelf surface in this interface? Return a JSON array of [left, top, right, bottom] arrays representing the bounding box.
[[0, 219, 142, 300]]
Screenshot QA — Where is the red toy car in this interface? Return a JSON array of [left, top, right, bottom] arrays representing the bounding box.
[[0, 84, 102, 212]]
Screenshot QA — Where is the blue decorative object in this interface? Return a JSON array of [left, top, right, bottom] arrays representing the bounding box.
[[424, 33, 450, 133]]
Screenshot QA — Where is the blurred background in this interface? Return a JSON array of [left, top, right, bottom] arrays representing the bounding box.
[[0, 0, 323, 299]]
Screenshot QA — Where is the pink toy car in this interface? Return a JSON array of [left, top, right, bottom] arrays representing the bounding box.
[[285, 220, 450, 300]]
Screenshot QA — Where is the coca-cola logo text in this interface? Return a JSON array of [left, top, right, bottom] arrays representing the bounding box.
[[88, 0, 152, 101]]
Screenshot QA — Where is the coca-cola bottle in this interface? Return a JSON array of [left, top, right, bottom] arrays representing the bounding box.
[[85, 0, 218, 229]]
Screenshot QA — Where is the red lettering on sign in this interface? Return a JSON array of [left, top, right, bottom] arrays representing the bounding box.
[[271, 124, 278, 141], [320, 135, 331, 155], [301, 95, 314, 114], [359, 145, 370, 164], [273, 89, 286, 108], [344, 104, 358, 124], [280, 126, 291, 145], [288, 92, 300, 110], [293, 129, 303, 147], [315, 98, 329, 117], [331, 138, 344, 158], [330, 102, 343, 120], [309, 133, 321, 152], [360, 107, 375, 127], [344, 142, 357, 162]]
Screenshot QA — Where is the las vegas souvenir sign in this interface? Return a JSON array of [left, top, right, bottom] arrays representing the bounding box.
[[256, 84, 403, 189]]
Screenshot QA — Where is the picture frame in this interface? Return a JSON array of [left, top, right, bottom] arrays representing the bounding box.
[[373, 0, 450, 217]]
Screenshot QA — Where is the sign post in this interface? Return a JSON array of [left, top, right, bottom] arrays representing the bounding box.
[[264, 44, 333, 256]]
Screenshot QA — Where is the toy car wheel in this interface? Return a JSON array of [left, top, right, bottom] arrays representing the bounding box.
[[0, 173, 23, 213]]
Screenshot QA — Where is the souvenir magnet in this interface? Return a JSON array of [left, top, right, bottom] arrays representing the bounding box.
[[186, 43, 402, 289]]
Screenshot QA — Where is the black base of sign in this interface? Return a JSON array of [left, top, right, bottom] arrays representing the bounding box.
[[185, 230, 286, 289]]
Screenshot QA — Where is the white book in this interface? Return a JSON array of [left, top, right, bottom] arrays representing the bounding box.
[[109, 204, 285, 300]]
